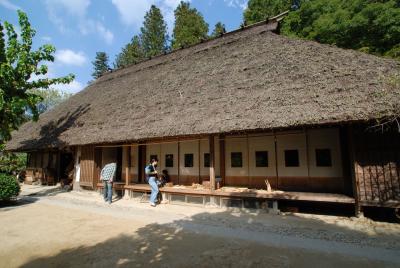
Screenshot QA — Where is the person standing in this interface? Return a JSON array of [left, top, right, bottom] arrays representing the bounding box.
[[100, 162, 117, 204], [145, 158, 159, 207]]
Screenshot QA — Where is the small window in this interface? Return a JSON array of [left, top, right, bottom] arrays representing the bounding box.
[[150, 154, 158, 162], [255, 151, 268, 167], [315, 149, 332, 167], [165, 154, 174, 167], [184, 154, 194, 167], [204, 153, 210, 168], [231, 152, 243, 167], [284, 150, 299, 167]]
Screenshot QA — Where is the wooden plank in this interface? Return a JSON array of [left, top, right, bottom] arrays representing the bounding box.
[[80, 145, 95, 189], [93, 147, 102, 188], [123, 184, 355, 204]]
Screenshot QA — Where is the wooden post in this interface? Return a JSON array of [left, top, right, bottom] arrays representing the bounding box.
[[125, 146, 130, 186], [273, 130, 279, 189], [348, 126, 362, 217], [219, 135, 225, 186], [209, 135, 216, 191], [177, 140, 180, 185]]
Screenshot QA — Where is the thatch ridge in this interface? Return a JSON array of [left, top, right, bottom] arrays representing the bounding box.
[[6, 22, 400, 151]]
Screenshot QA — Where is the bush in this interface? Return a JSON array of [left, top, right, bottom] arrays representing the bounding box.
[[0, 173, 20, 201]]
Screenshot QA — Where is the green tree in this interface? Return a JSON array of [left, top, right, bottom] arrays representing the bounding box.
[[140, 5, 168, 58], [0, 11, 74, 144], [30, 88, 72, 114], [91, 52, 110, 79], [114, 35, 144, 68], [172, 1, 209, 49], [211, 22, 226, 37], [243, 0, 291, 25], [280, 0, 400, 58]]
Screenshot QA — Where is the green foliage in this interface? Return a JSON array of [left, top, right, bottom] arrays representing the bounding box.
[[0, 173, 20, 201], [30, 88, 72, 114], [91, 52, 110, 79], [172, 1, 209, 49], [114, 35, 144, 68], [0, 151, 26, 174], [0, 11, 74, 144], [280, 0, 400, 58], [211, 22, 226, 37], [140, 5, 168, 57], [243, 0, 291, 25]]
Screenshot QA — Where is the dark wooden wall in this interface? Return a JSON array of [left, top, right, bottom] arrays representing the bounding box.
[[80, 145, 97, 188], [353, 126, 400, 207]]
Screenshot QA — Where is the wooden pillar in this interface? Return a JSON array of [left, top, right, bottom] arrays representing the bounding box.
[[177, 140, 180, 185], [348, 126, 362, 217], [209, 135, 216, 191], [219, 135, 225, 186], [124, 146, 130, 186], [273, 130, 279, 189]]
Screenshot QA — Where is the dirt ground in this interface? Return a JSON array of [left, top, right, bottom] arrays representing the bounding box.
[[0, 185, 400, 268]]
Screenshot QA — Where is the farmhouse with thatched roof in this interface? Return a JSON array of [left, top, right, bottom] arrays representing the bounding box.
[[7, 18, 400, 214]]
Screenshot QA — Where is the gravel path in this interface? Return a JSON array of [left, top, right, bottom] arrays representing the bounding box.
[[1, 185, 399, 267]]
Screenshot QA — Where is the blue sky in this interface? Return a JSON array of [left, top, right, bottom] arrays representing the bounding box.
[[0, 0, 248, 94]]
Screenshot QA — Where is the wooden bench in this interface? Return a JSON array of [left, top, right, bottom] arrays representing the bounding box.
[[98, 183, 355, 209]]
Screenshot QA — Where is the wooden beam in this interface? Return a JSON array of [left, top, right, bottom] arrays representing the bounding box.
[[209, 135, 216, 191], [219, 135, 225, 186], [177, 140, 180, 185], [125, 146, 130, 186], [347, 125, 361, 216]]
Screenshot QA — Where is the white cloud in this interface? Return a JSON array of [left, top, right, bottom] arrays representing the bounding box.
[[111, 0, 189, 33], [45, 0, 90, 17], [112, 0, 153, 27], [55, 49, 87, 66], [44, 0, 114, 44], [53, 79, 84, 94], [79, 19, 114, 44], [0, 0, 21, 10], [41, 36, 52, 42], [224, 0, 248, 10]]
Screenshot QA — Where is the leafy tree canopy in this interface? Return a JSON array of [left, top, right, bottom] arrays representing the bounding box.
[[140, 5, 168, 57], [244, 0, 291, 25], [211, 22, 227, 37], [172, 1, 209, 49], [0, 11, 74, 144], [91, 51, 110, 79], [244, 0, 400, 60], [30, 88, 72, 115], [114, 35, 144, 68]]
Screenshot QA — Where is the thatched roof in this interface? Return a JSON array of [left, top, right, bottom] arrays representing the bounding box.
[[6, 22, 400, 151]]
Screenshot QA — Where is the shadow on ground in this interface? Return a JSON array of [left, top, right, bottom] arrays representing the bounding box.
[[0, 186, 67, 211], [17, 206, 400, 268]]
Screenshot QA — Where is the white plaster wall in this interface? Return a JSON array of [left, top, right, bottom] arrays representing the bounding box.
[[146, 144, 161, 165], [200, 139, 210, 176], [248, 135, 277, 177], [225, 137, 248, 177], [308, 128, 342, 177], [160, 142, 179, 175], [276, 132, 308, 177], [179, 140, 199, 176]]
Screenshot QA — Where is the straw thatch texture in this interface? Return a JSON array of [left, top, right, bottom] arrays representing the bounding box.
[[6, 23, 400, 151]]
